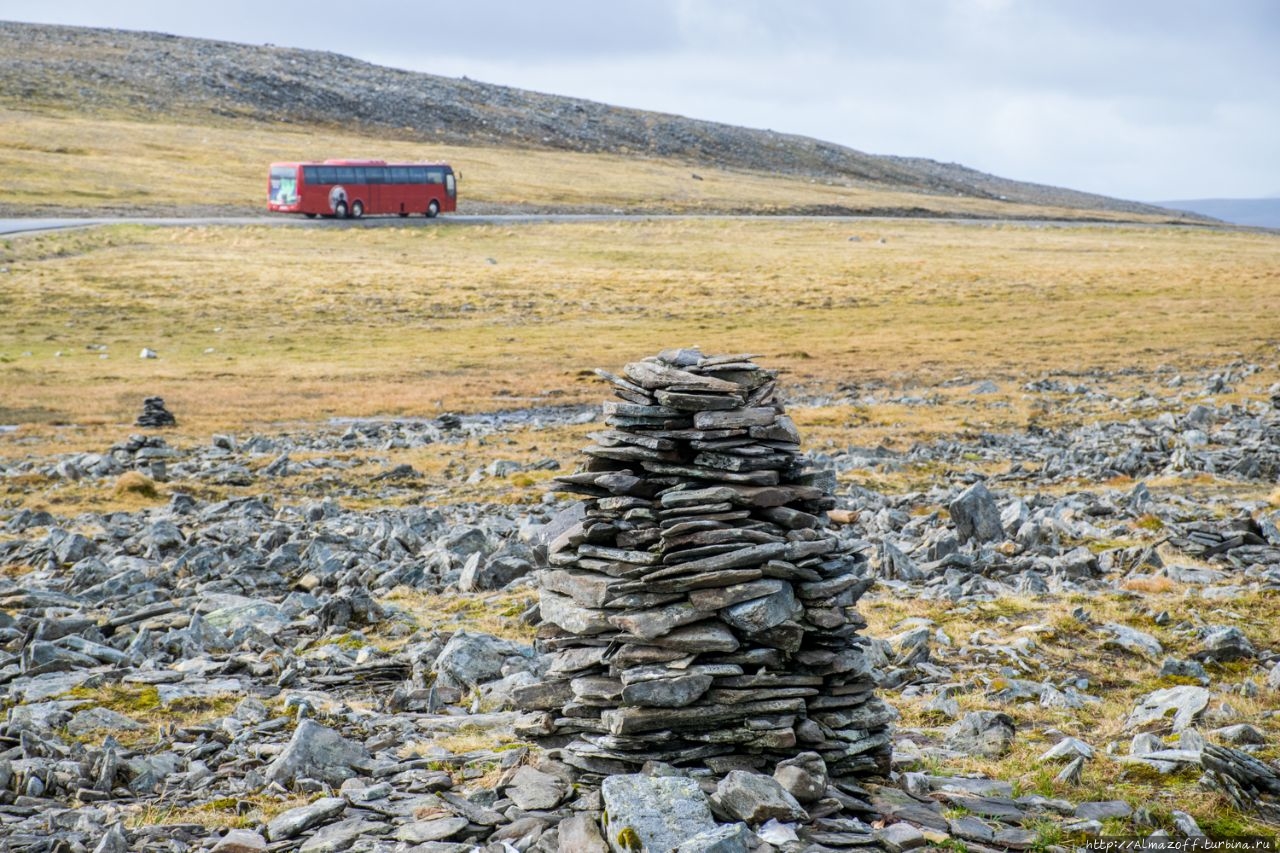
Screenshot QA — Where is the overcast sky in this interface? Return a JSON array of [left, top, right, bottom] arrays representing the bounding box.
[[8, 1, 1278, 200]]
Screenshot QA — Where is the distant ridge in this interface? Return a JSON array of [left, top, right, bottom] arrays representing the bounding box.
[[1156, 198, 1280, 229], [0, 20, 1202, 220]]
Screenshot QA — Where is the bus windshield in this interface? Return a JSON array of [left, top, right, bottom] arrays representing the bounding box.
[[270, 166, 298, 204]]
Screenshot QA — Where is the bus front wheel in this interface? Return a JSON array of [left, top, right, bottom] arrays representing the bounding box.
[[351, 200, 364, 219], [426, 200, 440, 218], [334, 200, 349, 219]]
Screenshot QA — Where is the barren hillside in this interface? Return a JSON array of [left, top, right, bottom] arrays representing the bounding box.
[[0, 20, 1189, 219]]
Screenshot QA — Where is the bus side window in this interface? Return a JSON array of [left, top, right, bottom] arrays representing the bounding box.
[[353, 167, 366, 184], [336, 167, 356, 184], [367, 167, 384, 184], [426, 167, 443, 184], [408, 166, 427, 183], [303, 166, 317, 184], [390, 167, 410, 184]]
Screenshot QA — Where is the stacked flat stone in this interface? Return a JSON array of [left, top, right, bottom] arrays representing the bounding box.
[[518, 349, 892, 789], [135, 396, 176, 428]]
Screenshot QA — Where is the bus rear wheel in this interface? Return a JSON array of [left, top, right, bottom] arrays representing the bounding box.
[[334, 200, 349, 219], [351, 200, 364, 219], [426, 200, 440, 218]]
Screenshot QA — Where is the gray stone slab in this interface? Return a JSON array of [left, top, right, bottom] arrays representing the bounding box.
[[601, 774, 716, 853], [712, 769, 808, 823], [1125, 686, 1210, 732]]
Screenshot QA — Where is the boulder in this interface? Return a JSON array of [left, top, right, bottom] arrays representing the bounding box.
[[944, 711, 1016, 758], [505, 765, 567, 811], [433, 630, 535, 690], [602, 774, 717, 853], [711, 770, 808, 824], [211, 831, 268, 853], [773, 751, 828, 803], [458, 553, 532, 591], [1194, 626, 1255, 662], [1125, 686, 1210, 733], [557, 814, 608, 853], [1103, 623, 1163, 660], [948, 482, 1003, 544], [265, 797, 347, 841], [263, 721, 372, 788]]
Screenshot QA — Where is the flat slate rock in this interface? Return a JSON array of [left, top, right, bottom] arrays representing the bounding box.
[[620, 673, 714, 708], [1125, 685, 1210, 732], [601, 774, 717, 853], [1074, 800, 1134, 820], [265, 797, 347, 841], [694, 408, 780, 429], [395, 817, 470, 844]]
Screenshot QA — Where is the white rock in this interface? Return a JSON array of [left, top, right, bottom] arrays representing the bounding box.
[[756, 819, 799, 845], [1039, 736, 1095, 762], [211, 830, 267, 853], [1125, 686, 1210, 732]]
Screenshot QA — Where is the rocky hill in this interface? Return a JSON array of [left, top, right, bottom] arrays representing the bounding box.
[[0, 20, 1185, 219]]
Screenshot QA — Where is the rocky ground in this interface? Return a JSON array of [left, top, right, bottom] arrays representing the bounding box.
[[1, 362, 1279, 851]]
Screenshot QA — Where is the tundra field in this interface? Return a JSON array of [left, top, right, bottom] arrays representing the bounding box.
[[5, 17, 1280, 846], [2, 217, 1277, 437], [3, 84, 1280, 844], [2, 210, 1280, 840]]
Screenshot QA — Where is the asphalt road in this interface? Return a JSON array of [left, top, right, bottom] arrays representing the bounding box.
[[0, 214, 638, 236], [0, 213, 1241, 238]]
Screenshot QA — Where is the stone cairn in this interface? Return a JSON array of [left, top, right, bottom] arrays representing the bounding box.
[[517, 349, 892, 798], [135, 396, 176, 428]]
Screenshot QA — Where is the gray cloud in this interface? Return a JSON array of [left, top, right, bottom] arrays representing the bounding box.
[[6, 0, 1277, 199]]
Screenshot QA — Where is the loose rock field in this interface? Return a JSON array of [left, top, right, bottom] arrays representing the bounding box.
[[1, 359, 1278, 850]]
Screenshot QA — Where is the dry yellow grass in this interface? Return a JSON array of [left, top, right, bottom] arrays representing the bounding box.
[[61, 683, 242, 750], [0, 107, 1186, 221], [866, 585, 1280, 835], [1118, 575, 1178, 593], [1, 218, 1275, 448], [383, 590, 537, 643], [112, 470, 160, 499], [126, 793, 316, 830], [402, 728, 521, 758]]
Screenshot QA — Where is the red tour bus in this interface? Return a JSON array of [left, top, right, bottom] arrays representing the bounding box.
[[268, 159, 457, 218]]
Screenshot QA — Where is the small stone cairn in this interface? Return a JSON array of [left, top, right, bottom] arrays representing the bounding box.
[[517, 349, 892, 792], [135, 396, 176, 428]]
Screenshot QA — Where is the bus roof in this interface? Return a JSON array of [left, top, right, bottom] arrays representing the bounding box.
[[269, 160, 452, 168]]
